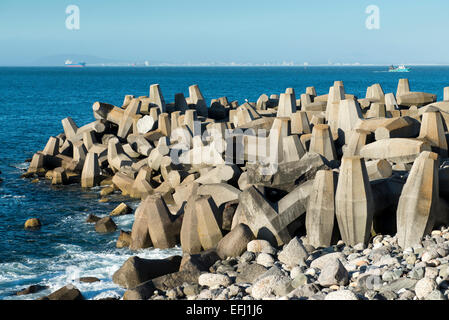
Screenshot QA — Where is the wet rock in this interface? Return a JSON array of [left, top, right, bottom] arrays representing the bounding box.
[[24, 218, 41, 230], [95, 216, 117, 233], [86, 214, 101, 223], [46, 285, 84, 300], [16, 285, 47, 296], [112, 255, 181, 289], [78, 277, 101, 283]]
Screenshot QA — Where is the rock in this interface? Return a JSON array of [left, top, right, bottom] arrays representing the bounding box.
[[46, 285, 84, 300], [277, 237, 309, 268], [216, 223, 254, 259], [425, 290, 446, 300], [24, 218, 41, 230], [415, 277, 438, 299], [235, 263, 267, 284], [256, 253, 275, 268], [16, 285, 47, 296], [78, 277, 100, 283], [251, 274, 292, 299], [325, 290, 359, 300], [379, 278, 418, 294], [247, 240, 273, 253], [95, 216, 117, 233], [116, 230, 132, 248], [86, 214, 101, 223], [317, 259, 349, 287], [112, 255, 182, 289], [198, 273, 232, 288], [310, 252, 346, 270], [110, 202, 132, 216]]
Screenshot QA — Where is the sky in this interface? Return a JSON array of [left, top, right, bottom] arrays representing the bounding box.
[[0, 0, 448, 65]]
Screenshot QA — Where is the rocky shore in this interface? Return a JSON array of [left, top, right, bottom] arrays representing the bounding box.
[[20, 79, 449, 300]]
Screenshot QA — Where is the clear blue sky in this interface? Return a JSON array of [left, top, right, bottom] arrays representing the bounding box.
[[0, 0, 448, 65]]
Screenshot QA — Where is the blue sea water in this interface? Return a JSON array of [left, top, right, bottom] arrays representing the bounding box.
[[0, 66, 448, 300]]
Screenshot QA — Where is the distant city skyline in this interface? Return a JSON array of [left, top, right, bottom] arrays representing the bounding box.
[[1, 0, 448, 66]]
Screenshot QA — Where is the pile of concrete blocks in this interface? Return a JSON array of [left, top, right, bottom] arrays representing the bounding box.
[[24, 79, 449, 253]]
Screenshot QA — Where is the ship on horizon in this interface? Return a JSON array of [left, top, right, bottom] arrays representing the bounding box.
[[64, 59, 86, 67], [389, 64, 410, 72]]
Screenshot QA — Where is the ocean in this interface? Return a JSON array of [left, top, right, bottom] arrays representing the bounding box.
[[0, 66, 447, 299]]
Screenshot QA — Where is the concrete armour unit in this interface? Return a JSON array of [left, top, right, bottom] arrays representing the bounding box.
[[189, 84, 208, 117], [337, 99, 363, 144], [136, 115, 156, 134], [107, 138, 133, 172], [129, 201, 153, 250], [149, 84, 166, 113], [309, 124, 337, 161], [397, 92, 437, 107], [130, 167, 153, 199], [385, 93, 399, 111], [180, 195, 202, 254], [335, 156, 374, 246], [306, 170, 338, 248], [326, 84, 345, 139], [174, 93, 189, 113], [195, 196, 223, 251], [360, 138, 431, 164], [365, 159, 392, 181], [277, 93, 296, 117], [397, 151, 439, 249], [343, 129, 368, 156], [81, 152, 101, 188], [374, 116, 420, 140], [418, 111, 448, 158], [256, 94, 269, 110], [282, 135, 306, 163], [117, 98, 141, 139], [234, 186, 294, 247], [43, 136, 60, 156], [396, 79, 411, 97], [145, 195, 179, 249], [291, 111, 311, 134]]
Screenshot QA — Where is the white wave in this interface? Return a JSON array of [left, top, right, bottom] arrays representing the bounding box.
[[0, 243, 182, 300]]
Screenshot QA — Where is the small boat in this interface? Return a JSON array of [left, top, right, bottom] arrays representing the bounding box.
[[65, 59, 86, 67], [389, 64, 410, 72]]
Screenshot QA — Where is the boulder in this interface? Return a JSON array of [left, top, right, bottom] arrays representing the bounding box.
[[24, 218, 41, 230], [112, 255, 182, 289], [216, 223, 255, 259], [46, 285, 84, 300], [95, 217, 117, 233], [317, 259, 349, 287], [278, 237, 309, 268]]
